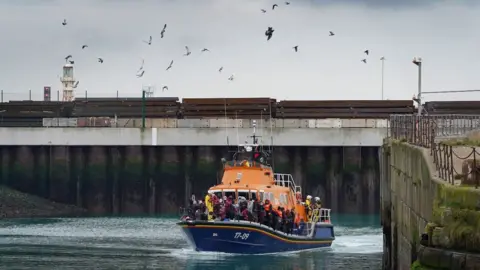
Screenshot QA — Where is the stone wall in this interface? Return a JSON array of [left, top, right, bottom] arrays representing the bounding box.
[[0, 145, 380, 215], [381, 140, 480, 270]]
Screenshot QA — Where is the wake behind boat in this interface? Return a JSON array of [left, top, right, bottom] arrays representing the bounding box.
[[178, 120, 335, 254]]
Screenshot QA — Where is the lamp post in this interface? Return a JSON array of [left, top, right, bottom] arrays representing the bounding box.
[[380, 57, 385, 100], [412, 57, 422, 115]]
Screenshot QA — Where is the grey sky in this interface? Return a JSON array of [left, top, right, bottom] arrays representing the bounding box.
[[0, 0, 479, 101]]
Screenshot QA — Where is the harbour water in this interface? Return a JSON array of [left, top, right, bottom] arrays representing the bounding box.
[[0, 215, 382, 270]]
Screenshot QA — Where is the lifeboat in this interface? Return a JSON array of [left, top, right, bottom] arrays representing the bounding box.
[[177, 121, 335, 254]]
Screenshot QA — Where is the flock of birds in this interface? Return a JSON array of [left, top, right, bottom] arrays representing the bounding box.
[[60, 2, 373, 92]]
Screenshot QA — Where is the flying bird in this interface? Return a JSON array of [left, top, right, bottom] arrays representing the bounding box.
[[62, 19, 67, 26], [293, 46, 298, 52], [161, 24, 167, 38], [81, 45, 88, 49], [265, 27, 274, 41], [361, 59, 367, 63], [137, 70, 145, 78], [329, 31, 335, 36], [380, 56, 386, 61], [285, 1, 290, 4], [73, 81, 79, 88], [143, 36, 152, 45], [98, 58, 104, 63], [162, 86, 168, 92], [261, 9, 267, 13], [364, 50, 369, 55], [166, 60, 174, 71], [65, 55, 72, 61], [219, 67, 223, 73], [184, 46, 191, 56], [272, 4, 278, 10], [201, 48, 210, 52], [69, 60, 75, 64], [137, 59, 145, 72], [228, 74, 234, 81]]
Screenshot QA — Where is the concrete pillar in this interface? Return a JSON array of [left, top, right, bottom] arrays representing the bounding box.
[[184, 146, 193, 207], [341, 146, 362, 214], [293, 147, 303, 188], [110, 147, 120, 214], [305, 147, 327, 203], [362, 147, 379, 215], [84, 146, 107, 214], [13, 146, 34, 193], [122, 146, 144, 215], [0, 147, 10, 187], [146, 147, 156, 215], [328, 147, 341, 213], [272, 146, 290, 174], [158, 146, 180, 214], [49, 146, 70, 204], [72, 147, 85, 208], [196, 146, 217, 195]]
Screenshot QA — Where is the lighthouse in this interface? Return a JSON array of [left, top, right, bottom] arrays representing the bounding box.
[[60, 63, 77, 101]]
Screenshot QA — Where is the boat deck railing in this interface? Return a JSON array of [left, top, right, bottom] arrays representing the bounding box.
[[273, 173, 302, 195]]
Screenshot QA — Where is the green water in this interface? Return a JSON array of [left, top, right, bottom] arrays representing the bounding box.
[[0, 215, 382, 270]]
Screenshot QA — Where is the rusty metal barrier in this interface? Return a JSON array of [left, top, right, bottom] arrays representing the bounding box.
[[390, 114, 480, 187]]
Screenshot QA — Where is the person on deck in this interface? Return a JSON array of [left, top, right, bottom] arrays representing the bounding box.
[[205, 192, 213, 220], [305, 195, 312, 222], [263, 199, 272, 227]]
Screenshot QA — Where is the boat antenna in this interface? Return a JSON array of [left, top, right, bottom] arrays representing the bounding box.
[[269, 100, 274, 169], [260, 109, 264, 152], [224, 98, 229, 150], [236, 110, 240, 152]]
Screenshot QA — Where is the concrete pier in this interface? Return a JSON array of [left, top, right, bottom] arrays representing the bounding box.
[[0, 145, 380, 215]]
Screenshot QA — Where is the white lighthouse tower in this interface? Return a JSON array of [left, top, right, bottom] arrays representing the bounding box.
[[60, 63, 77, 101]]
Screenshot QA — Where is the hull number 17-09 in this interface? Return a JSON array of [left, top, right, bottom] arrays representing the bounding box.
[[234, 232, 250, 240]]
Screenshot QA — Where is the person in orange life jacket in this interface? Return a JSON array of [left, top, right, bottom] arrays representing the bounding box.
[[263, 199, 272, 226]]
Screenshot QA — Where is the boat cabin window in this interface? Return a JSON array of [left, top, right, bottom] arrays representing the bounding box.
[[237, 189, 249, 200], [211, 190, 222, 200], [250, 190, 258, 201], [259, 190, 264, 202], [223, 189, 236, 201], [280, 194, 287, 205]]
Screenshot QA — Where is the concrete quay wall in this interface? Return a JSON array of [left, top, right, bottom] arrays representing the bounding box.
[[0, 127, 387, 146], [380, 141, 480, 270], [0, 145, 380, 215]]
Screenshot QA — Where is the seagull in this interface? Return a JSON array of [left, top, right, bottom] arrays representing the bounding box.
[[285, 1, 290, 4], [361, 59, 367, 63], [364, 50, 369, 55], [265, 27, 274, 41], [272, 4, 278, 10], [184, 46, 191, 56], [380, 56, 385, 61], [219, 66, 223, 73], [65, 55, 72, 61], [137, 70, 145, 78], [62, 19, 67, 26], [293, 46, 298, 52], [329, 31, 335, 36], [201, 48, 210, 52], [73, 81, 79, 88], [162, 86, 168, 92], [98, 58, 104, 63], [228, 74, 234, 81], [143, 36, 152, 45], [137, 59, 145, 72], [166, 60, 174, 71], [69, 60, 75, 64], [81, 45, 88, 49], [261, 9, 267, 13], [161, 24, 167, 38]]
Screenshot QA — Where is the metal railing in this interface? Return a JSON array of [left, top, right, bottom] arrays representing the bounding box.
[[390, 114, 480, 187], [273, 173, 302, 194]]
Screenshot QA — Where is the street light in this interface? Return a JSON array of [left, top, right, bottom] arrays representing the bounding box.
[[412, 57, 422, 115], [380, 57, 386, 100]]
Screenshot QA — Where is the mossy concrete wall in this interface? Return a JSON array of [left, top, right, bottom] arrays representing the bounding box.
[[381, 140, 480, 270], [0, 146, 380, 215]]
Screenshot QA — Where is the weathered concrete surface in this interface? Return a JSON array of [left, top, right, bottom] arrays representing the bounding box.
[[0, 146, 380, 215], [381, 140, 480, 270], [0, 127, 387, 146]]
